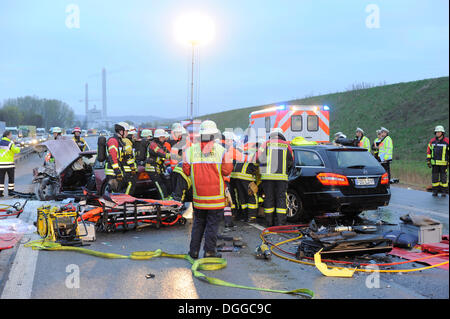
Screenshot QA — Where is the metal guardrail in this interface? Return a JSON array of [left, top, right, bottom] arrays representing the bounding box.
[[14, 146, 36, 164]]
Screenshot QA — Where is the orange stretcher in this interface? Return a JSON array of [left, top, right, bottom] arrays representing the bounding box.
[[79, 191, 186, 232]]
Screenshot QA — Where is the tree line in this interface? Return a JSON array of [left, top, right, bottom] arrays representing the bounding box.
[[0, 96, 75, 129]]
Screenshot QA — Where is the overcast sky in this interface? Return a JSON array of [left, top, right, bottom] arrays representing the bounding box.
[[0, 0, 448, 118]]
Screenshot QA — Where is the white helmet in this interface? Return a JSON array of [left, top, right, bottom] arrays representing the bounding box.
[[141, 129, 153, 138], [52, 127, 62, 134], [223, 131, 235, 141], [115, 122, 130, 132], [171, 122, 183, 133], [199, 120, 219, 135], [380, 127, 389, 134], [180, 127, 188, 135], [270, 127, 284, 138], [154, 129, 166, 138], [435, 125, 445, 133], [356, 127, 364, 134], [128, 126, 137, 135]]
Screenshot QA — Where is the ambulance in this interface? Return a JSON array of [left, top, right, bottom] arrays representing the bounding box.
[[247, 104, 330, 143]]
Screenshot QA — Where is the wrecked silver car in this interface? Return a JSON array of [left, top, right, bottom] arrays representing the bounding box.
[[32, 139, 97, 200]]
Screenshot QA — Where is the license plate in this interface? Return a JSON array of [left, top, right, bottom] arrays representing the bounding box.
[[355, 178, 375, 186]]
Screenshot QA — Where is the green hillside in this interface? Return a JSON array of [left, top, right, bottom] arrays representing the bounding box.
[[198, 76, 449, 188]]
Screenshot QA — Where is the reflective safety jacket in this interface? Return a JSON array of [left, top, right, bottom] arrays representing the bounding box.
[[183, 141, 233, 210], [255, 135, 294, 181], [358, 136, 371, 152], [231, 161, 258, 182], [105, 135, 125, 176], [122, 137, 137, 172], [73, 136, 87, 152], [146, 140, 169, 174], [0, 137, 21, 169], [427, 136, 449, 166], [378, 136, 393, 162]]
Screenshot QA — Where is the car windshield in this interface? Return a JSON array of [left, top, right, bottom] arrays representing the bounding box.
[[328, 150, 381, 168]]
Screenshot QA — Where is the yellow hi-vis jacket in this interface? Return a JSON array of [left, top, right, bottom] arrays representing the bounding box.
[[0, 137, 21, 168]]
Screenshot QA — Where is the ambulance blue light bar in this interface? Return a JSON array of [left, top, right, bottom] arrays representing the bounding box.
[[323, 105, 330, 111]]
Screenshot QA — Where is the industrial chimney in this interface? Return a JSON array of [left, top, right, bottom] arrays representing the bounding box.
[[102, 68, 107, 118]]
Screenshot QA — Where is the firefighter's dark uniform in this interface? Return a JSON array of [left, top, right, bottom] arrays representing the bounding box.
[[255, 132, 294, 226], [146, 139, 170, 199], [230, 160, 259, 221], [172, 162, 192, 202], [0, 137, 20, 197], [122, 136, 137, 195], [73, 136, 87, 152], [104, 134, 126, 193], [427, 136, 449, 195]]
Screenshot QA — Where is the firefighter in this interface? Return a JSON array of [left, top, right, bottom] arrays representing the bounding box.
[[122, 126, 138, 195], [372, 129, 382, 161], [255, 128, 294, 227], [230, 151, 259, 223], [183, 120, 233, 259], [378, 127, 394, 183], [355, 128, 371, 151], [427, 125, 449, 197], [136, 129, 153, 164], [72, 127, 87, 151], [221, 131, 246, 227], [104, 122, 129, 193], [170, 127, 191, 201], [0, 130, 21, 197], [146, 129, 170, 199], [169, 123, 183, 147]]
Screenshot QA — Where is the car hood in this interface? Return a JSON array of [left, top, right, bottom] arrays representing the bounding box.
[[34, 139, 95, 175]]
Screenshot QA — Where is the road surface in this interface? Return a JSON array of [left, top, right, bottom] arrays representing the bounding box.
[[0, 136, 448, 301]]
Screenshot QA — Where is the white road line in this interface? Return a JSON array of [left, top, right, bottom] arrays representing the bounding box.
[[388, 203, 449, 219], [1, 200, 39, 299], [1, 233, 39, 299]]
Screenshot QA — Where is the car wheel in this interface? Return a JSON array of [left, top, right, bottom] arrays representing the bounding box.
[[287, 189, 307, 222], [34, 178, 56, 201], [100, 181, 112, 196]]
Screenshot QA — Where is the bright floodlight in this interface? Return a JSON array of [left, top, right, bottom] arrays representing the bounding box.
[[174, 12, 215, 45]]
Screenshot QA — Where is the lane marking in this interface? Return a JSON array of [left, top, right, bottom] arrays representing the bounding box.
[[1, 201, 39, 299], [387, 203, 449, 220]]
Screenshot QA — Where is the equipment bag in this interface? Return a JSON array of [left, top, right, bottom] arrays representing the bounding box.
[[97, 136, 107, 162], [383, 230, 418, 249]]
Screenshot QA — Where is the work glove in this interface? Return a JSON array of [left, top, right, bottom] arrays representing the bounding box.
[[248, 182, 258, 196], [114, 168, 122, 178], [427, 161, 432, 168]]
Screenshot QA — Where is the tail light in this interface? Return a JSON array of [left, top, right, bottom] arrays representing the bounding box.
[[138, 172, 150, 181], [316, 173, 349, 186], [380, 172, 389, 185]]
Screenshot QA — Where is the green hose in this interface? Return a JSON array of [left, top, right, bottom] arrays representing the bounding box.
[[25, 239, 314, 298]]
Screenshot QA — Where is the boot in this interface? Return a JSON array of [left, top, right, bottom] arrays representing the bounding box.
[[204, 251, 222, 258]]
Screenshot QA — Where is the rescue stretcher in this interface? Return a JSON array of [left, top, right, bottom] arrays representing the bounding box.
[[79, 190, 186, 232]]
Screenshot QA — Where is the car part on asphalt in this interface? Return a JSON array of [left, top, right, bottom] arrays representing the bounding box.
[[260, 224, 449, 274]]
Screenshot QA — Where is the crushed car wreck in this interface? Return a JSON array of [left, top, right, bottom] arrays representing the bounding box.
[[32, 139, 97, 201]]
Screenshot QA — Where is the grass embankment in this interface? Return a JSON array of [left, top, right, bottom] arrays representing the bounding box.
[[198, 77, 449, 189]]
